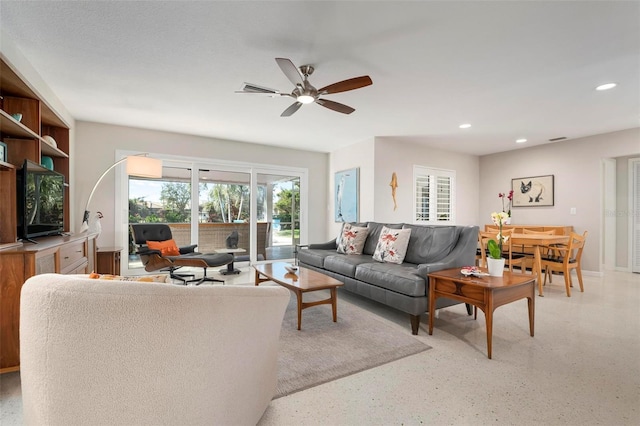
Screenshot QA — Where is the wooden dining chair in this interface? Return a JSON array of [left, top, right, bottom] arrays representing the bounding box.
[[519, 228, 557, 271], [540, 231, 588, 297], [476, 230, 486, 267]]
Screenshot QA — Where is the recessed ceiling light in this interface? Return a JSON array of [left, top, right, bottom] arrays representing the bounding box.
[[596, 83, 617, 91], [459, 123, 471, 129], [516, 138, 527, 143]]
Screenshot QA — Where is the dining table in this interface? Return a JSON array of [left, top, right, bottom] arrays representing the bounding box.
[[509, 233, 570, 296]]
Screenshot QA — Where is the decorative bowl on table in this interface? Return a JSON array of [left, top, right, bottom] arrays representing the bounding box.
[[461, 266, 488, 277]]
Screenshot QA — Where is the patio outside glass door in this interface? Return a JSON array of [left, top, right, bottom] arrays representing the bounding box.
[[197, 169, 253, 260], [127, 165, 192, 271], [257, 173, 300, 260]]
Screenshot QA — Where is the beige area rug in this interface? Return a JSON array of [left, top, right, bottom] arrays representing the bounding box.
[[275, 290, 430, 398]]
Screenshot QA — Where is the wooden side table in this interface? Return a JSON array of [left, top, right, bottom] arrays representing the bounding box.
[[427, 268, 535, 359], [96, 247, 122, 275]]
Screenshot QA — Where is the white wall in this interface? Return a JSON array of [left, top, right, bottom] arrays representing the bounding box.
[[373, 138, 480, 226], [328, 138, 375, 240], [75, 121, 328, 247], [327, 137, 480, 241], [479, 128, 640, 273]]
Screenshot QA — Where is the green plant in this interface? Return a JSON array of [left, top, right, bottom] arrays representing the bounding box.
[[487, 239, 502, 260]]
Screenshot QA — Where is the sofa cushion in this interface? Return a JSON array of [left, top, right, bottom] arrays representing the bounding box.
[[336, 224, 369, 255], [324, 254, 375, 278], [354, 262, 426, 297], [372, 227, 412, 264], [297, 248, 335, 268], [402, 225, 460, 264], [362, 222, 404, 255]]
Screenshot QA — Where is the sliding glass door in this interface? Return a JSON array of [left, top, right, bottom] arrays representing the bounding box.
[[257, 173, 300, 260], [127, 164, 192, 270], [197, 169, 254, 259], [118, 152, 309, 276]]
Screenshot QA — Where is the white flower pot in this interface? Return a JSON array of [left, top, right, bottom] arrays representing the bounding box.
[[487, 258, 506, 277], [503, 216, 511, 225]]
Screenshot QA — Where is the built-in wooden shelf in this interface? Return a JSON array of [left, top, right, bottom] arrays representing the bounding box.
[[1, 55, 75, 375], [0, 109, 37, 139], [40, 139, 68, 158], [0, 242, 21, 251], [0, 110, 68, 158], [0, 160, 14, 171]]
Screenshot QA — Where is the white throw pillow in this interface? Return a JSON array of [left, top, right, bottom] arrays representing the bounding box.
[[336, 224, 369, 255], [372, 226, 412, 264]]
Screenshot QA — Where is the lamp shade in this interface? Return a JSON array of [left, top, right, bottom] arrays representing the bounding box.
[[126, 156, 163, 178]]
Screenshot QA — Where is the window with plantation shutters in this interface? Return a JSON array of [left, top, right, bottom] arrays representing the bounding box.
[[413, 166, 455, 224]]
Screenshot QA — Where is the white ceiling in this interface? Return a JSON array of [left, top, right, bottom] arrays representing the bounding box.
[[1, 1, 639, 156]]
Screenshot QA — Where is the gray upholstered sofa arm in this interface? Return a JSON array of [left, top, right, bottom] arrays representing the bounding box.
[[416, 226, 479, 276], [308, 239, 337, 250]]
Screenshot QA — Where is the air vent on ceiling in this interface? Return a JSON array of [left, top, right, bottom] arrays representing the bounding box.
[[549, 137, 567, 142], [238, 83, 279, 95]]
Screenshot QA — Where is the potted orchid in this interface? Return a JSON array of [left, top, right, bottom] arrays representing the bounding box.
[[498, 190, 514, 223], [487, 211, 510, 276]]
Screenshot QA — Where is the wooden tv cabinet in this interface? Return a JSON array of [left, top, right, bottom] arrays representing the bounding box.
[[0, 234, 96, 373]]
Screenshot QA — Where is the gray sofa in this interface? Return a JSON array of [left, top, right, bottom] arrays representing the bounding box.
[[297, 222, 479, 334]]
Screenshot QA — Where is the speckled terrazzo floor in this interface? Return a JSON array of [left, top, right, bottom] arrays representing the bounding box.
[[258, 270, 640, 425], [1, 269, 638, 425]]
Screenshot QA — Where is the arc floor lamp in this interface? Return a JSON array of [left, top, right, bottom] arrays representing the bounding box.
[[80, 154, 163, 233]]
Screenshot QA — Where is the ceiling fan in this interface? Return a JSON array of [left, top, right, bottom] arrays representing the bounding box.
[[236, 58, 373, 117]]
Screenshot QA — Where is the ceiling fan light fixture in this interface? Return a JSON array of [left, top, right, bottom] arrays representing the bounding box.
[[297, 94, 315, 104]]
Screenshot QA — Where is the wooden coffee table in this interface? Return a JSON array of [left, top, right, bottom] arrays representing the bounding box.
[[254, 262, 344, 330], [427, 268, 536, 359]]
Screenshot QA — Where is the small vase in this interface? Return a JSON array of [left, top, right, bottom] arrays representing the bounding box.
[[503, 216, 511, 225], [487, 258, 505, 277]]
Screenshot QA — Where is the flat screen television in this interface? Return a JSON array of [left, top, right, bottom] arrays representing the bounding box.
[[17, 159, 65, 241]]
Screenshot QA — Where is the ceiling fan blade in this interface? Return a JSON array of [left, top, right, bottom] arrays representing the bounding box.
[[235, 82, 281, 95], [315, 99, 355, 114], [276, 58, 304, 86], [318, 76, 372, 95], [281, 102, 303, 117]]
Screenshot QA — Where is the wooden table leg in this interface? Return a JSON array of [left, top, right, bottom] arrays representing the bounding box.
[[295, 290, 303, 330], [485, 292, 493, 359], [428, 277, 436, 335], [330, 287, 338, 322], [528, 284, 535, 337]]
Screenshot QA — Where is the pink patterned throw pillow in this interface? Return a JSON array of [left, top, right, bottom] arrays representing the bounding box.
[[372, 226, 412, 264], [336, 224, 369, 255]]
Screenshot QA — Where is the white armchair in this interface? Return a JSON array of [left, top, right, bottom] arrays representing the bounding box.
[[20, 274, 290, 426]]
